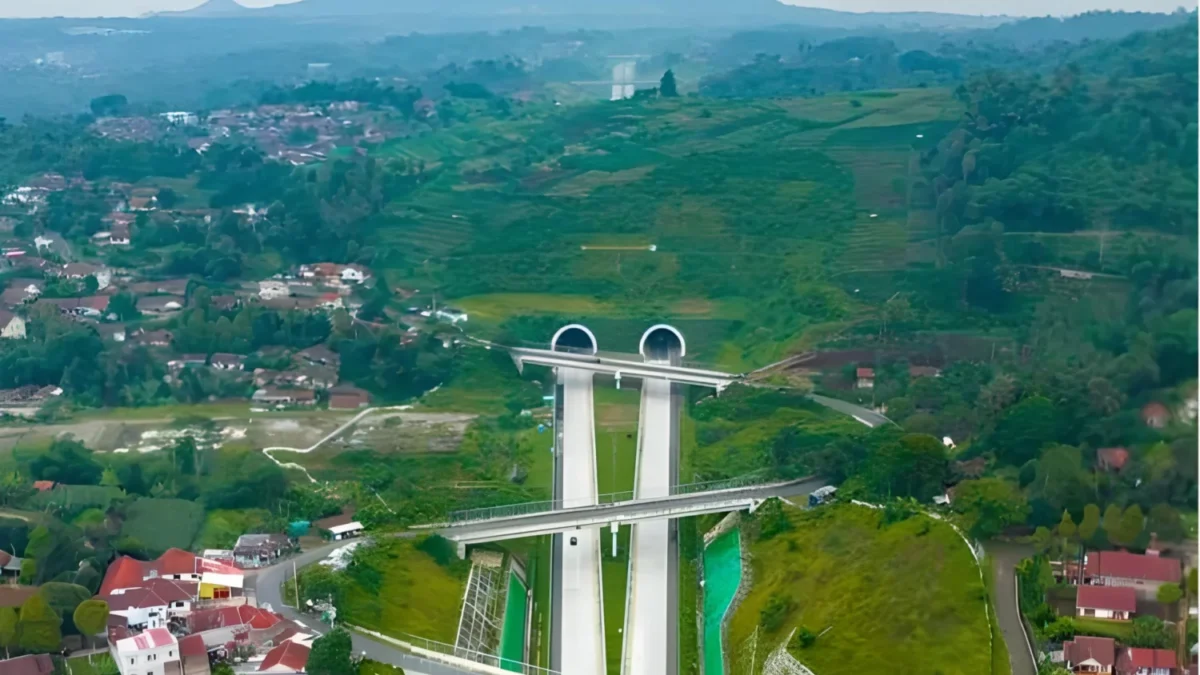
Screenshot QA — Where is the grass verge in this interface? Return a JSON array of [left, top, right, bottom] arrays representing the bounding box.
[[1074, 616, 1134, 641], [340, 537, 470, 644], [726, 503, 991, 675]]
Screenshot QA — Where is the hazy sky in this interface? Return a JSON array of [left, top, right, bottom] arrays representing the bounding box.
[[0, 0, 1193, 18]]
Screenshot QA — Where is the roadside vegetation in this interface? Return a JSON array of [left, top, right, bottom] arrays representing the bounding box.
[[726, 503, 992, 675]]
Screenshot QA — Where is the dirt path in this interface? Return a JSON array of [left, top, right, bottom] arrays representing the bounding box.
[[261, 407, 477, 482]]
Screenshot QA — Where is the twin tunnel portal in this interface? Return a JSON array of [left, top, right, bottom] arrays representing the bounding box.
[[551, 323, 683, 675], [426, 325, 826, 675]]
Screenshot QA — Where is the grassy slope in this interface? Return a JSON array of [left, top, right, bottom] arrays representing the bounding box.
[[341, 538, 469, 644], [371, 89, 962, 369], [726, 503, 991, 675]]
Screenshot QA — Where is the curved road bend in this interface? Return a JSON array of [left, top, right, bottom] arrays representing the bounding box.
[[251, 541, 477, 675], [261, 406, 419, 481], [986, 541, 1037, 675], [806, 394, 892, 428]]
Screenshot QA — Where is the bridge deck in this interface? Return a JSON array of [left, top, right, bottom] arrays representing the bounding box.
[[436, 478, 824, 544], [558, 368, 605, 675], [623, 377, 672, 675]]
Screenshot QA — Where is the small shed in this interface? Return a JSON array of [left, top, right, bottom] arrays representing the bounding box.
[[325, 522, 364, 541]]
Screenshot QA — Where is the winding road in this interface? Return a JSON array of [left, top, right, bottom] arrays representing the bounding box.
[[261, 405, 415, 481], [987, 541, 1037, 675], [251, 541, 479, 675]]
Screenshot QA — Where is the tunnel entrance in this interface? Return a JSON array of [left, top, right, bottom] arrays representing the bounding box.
[[551, 324, 598, 355], [640, 324, 685, 364]]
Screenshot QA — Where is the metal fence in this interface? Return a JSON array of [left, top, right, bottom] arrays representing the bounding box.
[[402, 633, 561, 675]]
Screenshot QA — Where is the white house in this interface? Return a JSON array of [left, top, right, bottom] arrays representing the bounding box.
[[106, 579, 195, 631], [160, 111, 199, 126], [0, 311, 26, 339], [855, 367, 874, 389], [113, 627, 181, 675], [339, 265, 370, 284]]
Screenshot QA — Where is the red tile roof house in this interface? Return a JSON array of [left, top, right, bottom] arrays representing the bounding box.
[[99, 548, 245, 597], [328, 386, 370, 410], [1084, 550, 1182, 599], [1096, 447, 1130, 473], [105, 578, 197, 631], [1065, 636, 1116, 674], [111, 627, 181, 675], [1117, 648, 1178, 675], [855, 367, 875, 389], [185, 606, 298, 654], [1141, 402, 1170, 429], [1076, 585, 1137, 620], [258, 638, 312, 673], [178, 633, 211, 675], [0, 654, 54, 675]]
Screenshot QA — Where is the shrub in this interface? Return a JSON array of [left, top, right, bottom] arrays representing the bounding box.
[[792, 626, 816, 649], [760, 594, 793, 633], [416, 534, 459, 568]]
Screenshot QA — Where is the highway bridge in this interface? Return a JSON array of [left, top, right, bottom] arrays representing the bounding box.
[[445, 324, 831, 675], [425, 477, 824, 545]]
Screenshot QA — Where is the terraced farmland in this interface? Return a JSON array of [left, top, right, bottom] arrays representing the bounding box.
[[367, 90, 966, 367]]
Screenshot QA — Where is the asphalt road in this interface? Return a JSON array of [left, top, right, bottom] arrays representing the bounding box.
[[441, 477, 827, 542], [807, 394, 893, 427], [250, 542, 476, 675], [557, 367, 605, 675], [987, 541, 1038, 675]]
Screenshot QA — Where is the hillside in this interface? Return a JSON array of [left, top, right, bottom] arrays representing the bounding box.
[[256, 0, 1012, 28], [160, 0, 250, 16], [725, 503, 995, 675], [368, 87, 960, 369]]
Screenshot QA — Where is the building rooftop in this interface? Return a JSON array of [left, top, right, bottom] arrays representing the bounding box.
[[1065, 636, 1115, 669], [1076, 585, 1137, 613], [1086, 550, 1182, 584]]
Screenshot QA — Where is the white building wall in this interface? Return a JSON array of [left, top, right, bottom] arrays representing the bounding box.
[[1, 317, 26, 339], [115, 642, 179, 675], [112, 605, 168, 630]]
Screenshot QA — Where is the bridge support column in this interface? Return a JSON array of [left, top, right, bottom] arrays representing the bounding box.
[[611, 522, 618, 557], [457, 541, 467, 559]]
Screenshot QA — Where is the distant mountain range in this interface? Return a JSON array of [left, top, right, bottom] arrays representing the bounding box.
[[161, 0, 1013, 30], [159, 0, 252, 17]]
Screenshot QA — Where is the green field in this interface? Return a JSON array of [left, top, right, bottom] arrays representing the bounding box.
[[340, 537, 470, 644], [1074, 616, 1135, 641], [688, 386, 862, 480], [726, 503, 992, 675], [120, 497, 205, 554], [370, 90, 967, 369], [67, 653, 118, 675], [197, 508, 272, 550]]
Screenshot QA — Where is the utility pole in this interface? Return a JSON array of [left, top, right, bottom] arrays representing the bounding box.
[[293, 560, 300, 608]]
